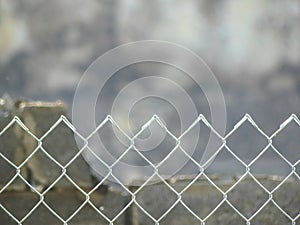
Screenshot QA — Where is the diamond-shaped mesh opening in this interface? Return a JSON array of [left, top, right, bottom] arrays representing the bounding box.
[[226, 119, 268, 164], [0, 119, 38, 165], [109, 204, 133, 225], [24, 149, 62, 189], [180, 119, 208, 156], [205, 146, 246, 184], [83, 146, 110, 182], [0, 119, 20, 162], [67, 204, 110, 225], [0, 206, 18, 225], [89, 186, 111, 211], [88, 175, 129, 221], [86, 121, 132, 170], [179, 119, 223, 168], [0, 187, 40, 223], [89, 171, 110, 191], [64, 159, 91, 188], [23, 204, 62, 225], [181, 174, 223, 219], [107, 147, 155, 185], [228, 175, 269, 218], [134, 120, 178, 166], [250, 146, 291, 177], [272, 120, 300, 164], [1, 167, 29, 192], [159, 202, 202, 225], [41, 121, 85, 166], [272, 175, 300, 218], [134, 176, 178, 220], [42, 176, 86, 221], [227, 174, 269, 218], [204, 202, 245, 225], [133, 206, 156, 225], [97, 121, 130, 158], [251, 201, 292, 225], [156, 145, 195, 178], [0, 121, 40, 190]]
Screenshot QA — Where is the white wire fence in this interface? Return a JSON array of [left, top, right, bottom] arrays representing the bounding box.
[[0, 114, 299, 225]]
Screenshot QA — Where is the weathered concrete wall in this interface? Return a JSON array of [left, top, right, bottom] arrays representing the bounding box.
[[0, 101, 92, 190], [0, 101, 299, 225], [0, 114, 27, 191], [0, 188, 126, 225], [18, 101, 91, 189], [0, 101, 127, 225], [130, 176, 299, 225]]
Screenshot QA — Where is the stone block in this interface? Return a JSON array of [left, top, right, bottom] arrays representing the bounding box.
[[0, 188, 126, 225], [0, 114, 27, 191], [18, 101, 92, 189], [130, 175, 300, 225]]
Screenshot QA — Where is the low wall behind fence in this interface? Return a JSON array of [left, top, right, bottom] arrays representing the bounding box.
[[0, 101, 299, 225]]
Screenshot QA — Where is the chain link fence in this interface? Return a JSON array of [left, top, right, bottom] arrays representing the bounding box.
[[0, 113, 299, 225]]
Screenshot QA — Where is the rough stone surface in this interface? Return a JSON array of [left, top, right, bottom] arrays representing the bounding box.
[[0, 188, 126, 225], [1, 100, 93, 191], [0, 0, 300, 181], [0, 114, 27, 191], [18, 101, 92, 189], [1, 102, 299, 225], [130, 175, 300, 225]]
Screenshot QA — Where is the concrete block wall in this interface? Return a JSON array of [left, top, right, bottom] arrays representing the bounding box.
[[0, 101, 299, 225], [130, 176, 299, 225], [0, 101, 127, 225]]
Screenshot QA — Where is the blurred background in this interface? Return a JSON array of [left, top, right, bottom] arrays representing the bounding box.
[[0, 0, 299, 180]]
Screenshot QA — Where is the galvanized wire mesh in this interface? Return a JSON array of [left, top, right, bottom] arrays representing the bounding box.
[[0, 114, 299, 225]]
